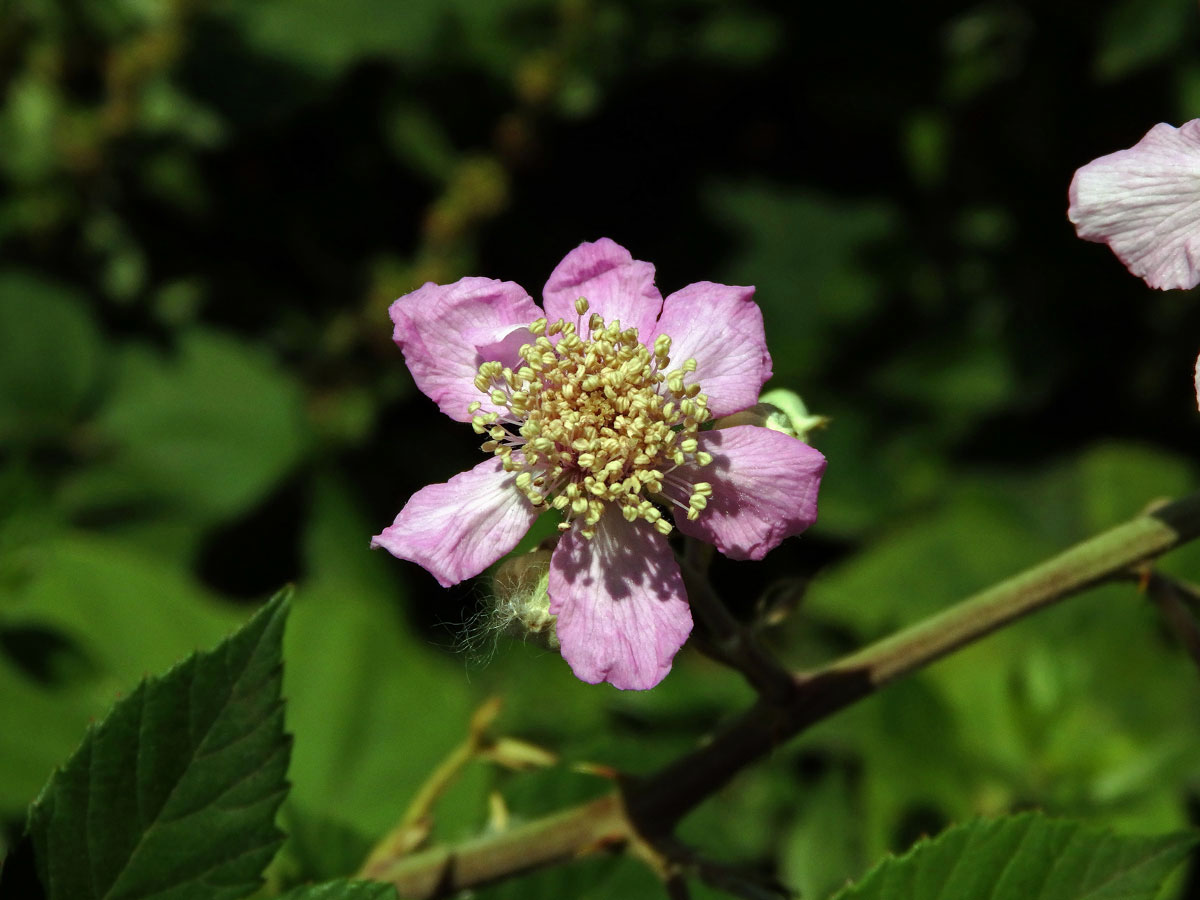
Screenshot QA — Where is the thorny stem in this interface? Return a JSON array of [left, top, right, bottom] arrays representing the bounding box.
[[375, 490, 1200, 899]]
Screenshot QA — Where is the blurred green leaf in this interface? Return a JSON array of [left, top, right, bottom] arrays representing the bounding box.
[[780, 768, 860, 900], [0, 75, 61, 184], [1075, 442, 1195, 532], [1094, 0, 1194, 82], [0, 271, 103, 443], [902, 111, 949, 189], [138, 78, 228, 147], [805, 490, 1048, 633], [383, 104, 458, 184], [64, 328, 310, 522], [27, 591, 291, 900], [693, 9, 780, 66], [278, 880, 397, 899], [706, 181, 896, 381], [869, 338, 1014, 434], [0, 533, 245, 684], [215, 0, 440, 77], [803, 407, 949, 537], [271, 803, 374, 886], [830, 812, 1196, 900], [0, 659, 98, 812], [215, 0, 553, 80]]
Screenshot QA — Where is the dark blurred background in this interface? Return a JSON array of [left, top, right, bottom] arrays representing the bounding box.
[[3, 0, 1200, 896]]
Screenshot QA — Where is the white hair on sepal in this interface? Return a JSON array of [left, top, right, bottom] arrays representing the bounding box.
[[488, 547, 558, 651]]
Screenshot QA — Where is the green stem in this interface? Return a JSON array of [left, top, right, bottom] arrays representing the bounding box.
[[378, 490, 1200, 898]]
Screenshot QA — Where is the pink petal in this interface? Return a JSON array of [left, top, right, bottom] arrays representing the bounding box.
[[674, 425, 826, 561], [390, 277, 541, 422], [654, 281, 772, 417], [1068, 120, 1200, 290], [542, 238, 664, 341], [548, 512, 692, 690], [371, 458, 538, 587]]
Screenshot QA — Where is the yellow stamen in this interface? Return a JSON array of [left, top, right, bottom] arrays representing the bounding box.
[[471, 304, 714, 537]]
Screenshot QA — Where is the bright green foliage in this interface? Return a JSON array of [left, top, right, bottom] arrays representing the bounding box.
[[25, 592, 292, 900], [830, 812, 1197, 900]]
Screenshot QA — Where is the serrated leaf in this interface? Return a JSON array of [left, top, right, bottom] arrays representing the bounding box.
[[277, 880, 396, 899], [0, 533, 249, 814], [26, 591, 293, 900], [829, 812, 1197, 900]]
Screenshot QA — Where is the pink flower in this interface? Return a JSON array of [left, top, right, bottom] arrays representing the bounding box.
[[1068, 120, 1200, 408], [1068, 120, 1200, 291], [371, 239, 826, 690]]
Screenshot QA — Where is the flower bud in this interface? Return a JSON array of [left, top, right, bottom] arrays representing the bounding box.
[[491, 548, 558, 649], [712, 388, 828, 443]]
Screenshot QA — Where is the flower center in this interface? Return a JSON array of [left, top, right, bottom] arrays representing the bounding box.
[[470, 298, 714, 539]]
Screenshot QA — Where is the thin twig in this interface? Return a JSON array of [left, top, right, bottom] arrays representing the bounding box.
[[375, 490, 1200, 898], [680, 538, 797, 705], [358, 697, 503, 878]]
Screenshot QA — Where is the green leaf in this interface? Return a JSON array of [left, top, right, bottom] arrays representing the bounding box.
[[804, 489, 1049, 633], [1075, 443, 1196, 533], [268, 803, 372, 886], [277, 880, 396, 899], [777, 768, 864, 900], [0, 270, 104, 443], [829, 812, 1197, 900], [26, 591, 293, 900], [63, 328, 310, 523], [215, 0, 554, 82], [0, 659, 100, 814], [704, 180, 896, 381], [215, 0, 441, 79], [0, 533, 248, 812], [1094, 0, 1194, 82], [1, 533, 246, 685]]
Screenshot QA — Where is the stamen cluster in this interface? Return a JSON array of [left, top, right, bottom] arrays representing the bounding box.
[[469, 298, 714, 539]]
